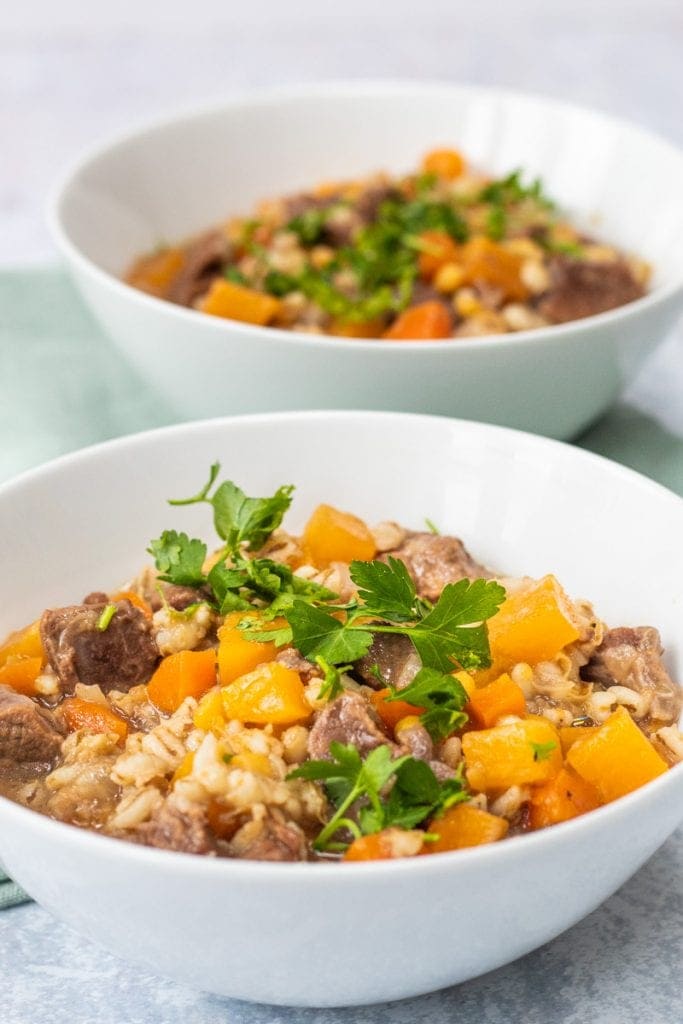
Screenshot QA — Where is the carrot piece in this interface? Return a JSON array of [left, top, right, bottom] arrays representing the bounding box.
[[344, 829, 424, 861], [529, 766, 601, 829], [0, 656, 43, 697], [417, 230, 461, 280], [370, 688, 424, 731], [567, 707, 668, 803], [147, 649, 217, 714], [558, 725, 600, 756], [60, 696, 128, 743], [462, 717, 562, 791], [460, 236, 529, 301], [467, 673, 526, 729], [221, 662, 311, 726], [382, 301, 452, 341], [422, 148, 466, 180], [0, 620, 44, 668], [217, 612, 284, 685], [198, 278, 281, 325], [424, 804, 508, 853], [303, 503, 376, 567], [479, 575, 581, 681], [126, 247, 185, 296], [111, 590, 153, 619]]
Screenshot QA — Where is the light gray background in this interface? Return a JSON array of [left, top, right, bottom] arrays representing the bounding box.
[[2, 2, 682, 1020]]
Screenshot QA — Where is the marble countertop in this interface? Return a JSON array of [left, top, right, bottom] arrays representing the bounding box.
[[2, 2, 683, 1020]]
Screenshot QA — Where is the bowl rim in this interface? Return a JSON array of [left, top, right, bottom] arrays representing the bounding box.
[[1, 408, 682, 881], [48, 78, 683, 354]]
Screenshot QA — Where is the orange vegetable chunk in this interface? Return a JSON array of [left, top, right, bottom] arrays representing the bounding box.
[[462, 717, 562, 791], [148, 649, 217, 714], [460, 236, 529, 301], [0, 656, 43, 696], [483, 575, 581, 678], [558, 725, 600, 756], [344, 829, 424, 861], [382, 301, 452, 341], [567, 706, 668, 803], [0, 620, 44, 668], [425, 804, 508, 853], [199, 278, 281, 325], [418, 230, 461, 280], [329, 318, 385, 339], [193, 687, 225, 732], [218, 612, 282, 685], [126, 247, 185, 296], [61, 697, 128, 743], [422, 148, 466, 180], [369, 688, 424, 731], [529, 767, 601, 829], [221, 662, 311, 726], [467, 673, 526, 729], [303, 503, 376, 567], [112, 590, 152, 618]]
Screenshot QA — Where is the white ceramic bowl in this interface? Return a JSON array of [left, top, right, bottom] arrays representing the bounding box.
[[0, 411, 682, 1007], [50, 82, 683, 440]]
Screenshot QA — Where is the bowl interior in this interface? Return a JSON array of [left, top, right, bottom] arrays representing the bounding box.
[[57, 84, 683, 291], [1, 412, 682, 691]]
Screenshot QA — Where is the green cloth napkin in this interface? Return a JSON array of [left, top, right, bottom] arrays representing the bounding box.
[[1, 266, 682, 909]]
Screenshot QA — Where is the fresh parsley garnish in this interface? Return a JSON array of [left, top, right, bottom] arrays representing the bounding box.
[[148, 530, 208, 588], [315, 657, 353, 702], [531, 741, 557, 762], [96, 603, 117, 631], [289, 742, 467, 851], [386, 667, 469, 741]]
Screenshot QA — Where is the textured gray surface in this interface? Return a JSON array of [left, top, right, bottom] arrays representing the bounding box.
[[1, 830, 681, 1023]]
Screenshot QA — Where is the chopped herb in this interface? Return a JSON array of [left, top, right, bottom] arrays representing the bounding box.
[[263, 269, 299, 296], [486, 205, 507, 241], [287, 208, 329, 246], [224, 266, 248, 285], [424, 517, 440, 535], [531, 740, 557, 762], [386, 667, 469, 741], [315, 657, 353, 702], [480, 170, 554, 210], [96, 603, 117, 632], [147, 530, 208, 588]]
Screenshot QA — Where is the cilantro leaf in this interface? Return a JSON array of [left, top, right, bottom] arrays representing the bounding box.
[[531, 741, 557, 762], [147, 530, 208, 588], [387, 667, 469, 741], [350, 557, 419, 621], [210, 480, 294, 551], [286, 601, 373, 664], [407, 578, 506, 672]]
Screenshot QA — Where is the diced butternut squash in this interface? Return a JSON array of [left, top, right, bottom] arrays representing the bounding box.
[[173, 751, 195, 782], [422, 148, 466, 181], [231, 751, 273, 776], [558, 725, 600, 756], [60, 696, 128, 743], [382, 301, 452, 341], [467, 673, 526, 729], [329, 318, 385, 338], [529, 767, 601, 829], [453, 670, 476, 698], [126, 247, 185, 296], [424, 804, 508, 853], [217, 612, 283, 685], [147, 649, 217, 714], [0, 656, 43, 696], [303, 503, 376, 567], [460, 236, 529, 301], [418, 230, 461, 280], [198, 278, 281, 325], [462, 717, 562, 791], [112, 590, 152, 618], [193, 687, 225, 732], [0, 620, 44, 668], [482, 576, 581, 680], [221, 661, 311, 726], [370, 688, 424, 731], [567, 707, 668, 803], [344, 828, 424, 861]]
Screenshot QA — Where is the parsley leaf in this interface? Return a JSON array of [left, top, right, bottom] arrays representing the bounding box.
[[386, 667, 469, 741], [531, 741, 557, 762], [350, 556, 421, 622], [315, 657, 353, 702], [405, 578, 506, 673], [286, 601, 374, 664], [147, 530, 208, 588]]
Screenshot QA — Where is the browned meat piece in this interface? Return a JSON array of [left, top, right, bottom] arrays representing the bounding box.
[[354, 185, 400, 224], [231, 812, 308, 862], [538, 257, 644, 324], [354, 633, 420, 690], [41, 599, 158, 695], [308, 692, 392, 760], [142, 797, 216, 855], [396, 719, 433, 761], [83, 591, 109, 605], [283, 192, 338, 222], [167, 230, 228, 307], [0, 685, 65, 764], [275, 646, 322, 684], [582, 626, 682, 723], [385, 532, 492, 602], [148, 583, 211, 613]]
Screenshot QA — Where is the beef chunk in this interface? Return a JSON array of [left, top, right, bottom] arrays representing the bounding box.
[[385, 532, 492, 602], [308, 692, 392, 760], [582, 626, 681, 723], [0, 685, 64, 764], [83, 591, 109, 605], [41, 599, 158, 695], [167, 230, 228, 307], [142, 797, 216, 855], [354, 633, 420, 691], [275, 646, 322, 684], [354, 184, 400, 224], [149, 583, 211, 613], [538, 257, 644, 324], [232, 813, 308, 862]]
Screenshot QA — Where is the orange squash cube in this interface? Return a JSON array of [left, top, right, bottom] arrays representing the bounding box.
[[467, 673, 526, 728], [424, 804, 508, 853], [199, 278, 280, 325], [369, 688, 424, 731], [462, 717, 562, 791], [558, 725, 600, 756], [193, 688, 225, 733], [460, 236, 529, 301], [422, 148, 466, 181], [148, 649, 217, 714], [417, 230, 461, 280], [344, 829, 425, 861], [0, 656, 43, 696], [529, 767, 601, 829], [221, 662, 311, 726], [303, 503, 376, 567], [217, 612, 282, 685], [0, 620, 44, 668], [60, 696, 128, 743], [382, 301, 452, 341], [126, 247, 185, 296], [567, 706, 668, 803]]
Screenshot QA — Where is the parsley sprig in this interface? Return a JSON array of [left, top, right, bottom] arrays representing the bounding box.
[[385, 667, 469, 742], [289, 742, 467, 851]]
